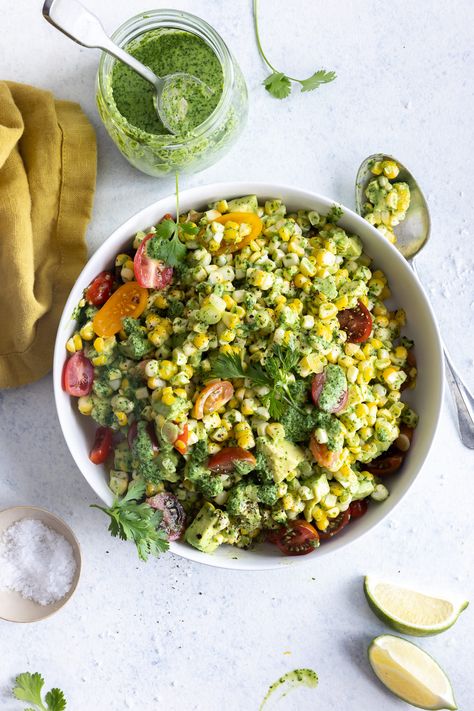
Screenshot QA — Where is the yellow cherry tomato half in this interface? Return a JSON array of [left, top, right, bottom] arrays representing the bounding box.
[[213, 212, 263, 254], [193, 380, 234, 419], [93, 282, 148, 337]]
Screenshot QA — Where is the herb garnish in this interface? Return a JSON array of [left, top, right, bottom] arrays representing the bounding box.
[[210, 345, 305, 419], [12, 672, 66, 711], [253, 0, 336, 99], [91, 480, 169, 561], [148, 173, 198, 267], [326, 204, 344, 223]]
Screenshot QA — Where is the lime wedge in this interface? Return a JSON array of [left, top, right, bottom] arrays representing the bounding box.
[[368, 635, 457, 710], [364, 576, 468, 636]]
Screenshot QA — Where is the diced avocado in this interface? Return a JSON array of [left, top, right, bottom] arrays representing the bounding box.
[[256, 437, 306, 483], [185, 502, 230, 553], [227, 195, 259, 213], [306, 473, 330, 503], [352, 478, 375, 501], [109, 470, 129, 496], [114, 442, 133, 473]]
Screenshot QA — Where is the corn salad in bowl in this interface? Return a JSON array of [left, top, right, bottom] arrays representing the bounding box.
[[60, 193, 420, 558]]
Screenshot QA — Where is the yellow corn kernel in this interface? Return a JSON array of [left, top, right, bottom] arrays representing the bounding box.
[[236, 432, 255, 449], [362, 343, 374, 358], [330, 483, 344, 496], [289, 299, 303, 315], [93, 337, 105, 353], [326, 348, 339, 364], [359, 295, 369, 307], [193, 333, 209, 350], [115, 253, 130, 267], [174, 439, 187, 453], [316, 248, 336, 267], [66, 337, 76, 353], [359, 426, 373, 440], [315, 514, 329, 531], [241, 399, 255, 416], [287, 239, 305, 256], [146, 482, 164, 497], [79, 322, 94, 341], [222, 312, 240, 329], [114, 411, 128, 426], [154, 294, 168, 309], [381, 159, 400, 179], [282, 494, 295, 510], [375, 315, 389, 327], [299, 259, 317, 278], [293, 273, 308, 289], [78, 396, 93, 415], [278, 225, 291, 242], [222, 294, 235, 309], [370, 337, 383, 349], [370, 161, 383, 176], [395, 345, 408, 360], [316, 322, 332, 341], [219, 329, 236, 344], [148, 325, 169, 347], [182, 364, 194, 378], [72, 333, 83, 351], [355, 403, 369, 419], [383, 366, 399, 386], [335, 295, 349, 310], [208, 239, 221, 252], [174, 388, 187, 398], [147, 376, 162, 390], [299, 353, 324, 377], [319, 303, 338, 320], [161, 387, 176, 406], [92, 355, 107, 367], [158, 360, 178, 380]]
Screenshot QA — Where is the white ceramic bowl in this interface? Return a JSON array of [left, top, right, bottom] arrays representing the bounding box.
[[54, 182, 444, 570]]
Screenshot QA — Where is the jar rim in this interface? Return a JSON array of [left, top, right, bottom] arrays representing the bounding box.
[[97, 9, 235, 148]]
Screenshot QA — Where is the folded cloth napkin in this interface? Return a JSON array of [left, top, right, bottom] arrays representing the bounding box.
[[0, 81, 96, 388]]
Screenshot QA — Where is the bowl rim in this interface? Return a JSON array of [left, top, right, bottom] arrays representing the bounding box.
[[53, 181, 444, 571], [0, 505, 82, 622]]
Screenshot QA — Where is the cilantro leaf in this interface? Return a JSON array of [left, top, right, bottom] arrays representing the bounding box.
[[150, 220, 187, 268], [253, 0, 336, 100], [299, 69, 337, 92], [13, 672, 67, 711], [263, 71, 292, 99], [91, 480, 170, 561]]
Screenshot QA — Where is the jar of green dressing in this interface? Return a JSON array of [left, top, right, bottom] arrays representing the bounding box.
[[96, 10, 248, 177]]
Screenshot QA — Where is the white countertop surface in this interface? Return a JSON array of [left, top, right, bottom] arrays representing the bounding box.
[[1, 1, 473, 709]]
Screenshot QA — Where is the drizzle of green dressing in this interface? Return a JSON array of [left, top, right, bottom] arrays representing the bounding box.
[[112, 29, 223, 136], [259, 669, 318, 710]]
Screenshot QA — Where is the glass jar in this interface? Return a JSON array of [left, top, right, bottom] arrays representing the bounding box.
[[96, 10, 248, 177]]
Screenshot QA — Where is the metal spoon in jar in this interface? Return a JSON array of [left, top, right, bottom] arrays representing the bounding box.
[[42, 0, 213, 135], [356, 153, 474, 448]]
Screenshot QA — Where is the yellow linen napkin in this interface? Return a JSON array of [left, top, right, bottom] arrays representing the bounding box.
[[0, 81, 96, 388]]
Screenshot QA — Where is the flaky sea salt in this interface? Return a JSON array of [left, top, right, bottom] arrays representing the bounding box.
[[0, 518, 76, 605]]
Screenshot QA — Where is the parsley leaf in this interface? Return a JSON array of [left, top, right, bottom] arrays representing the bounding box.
[[263, 72, 292, 99], [12, 672, 66, 711], [91, 480, 169, 562], [253, 0, 336, 100], [299, 69, 337, 92]]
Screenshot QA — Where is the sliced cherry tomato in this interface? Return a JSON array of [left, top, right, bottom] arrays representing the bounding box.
[[93, 282, 148, 337], [208, 447, 257, 473], [212, 212, 263, 255], [89, 426, 113, 464], [127, 420, 159, 454], [146, 492, 186, 541], [85, 271, 114, 306], [193, 380, 234, 419], [318, 508, 351, 539], [62, 351, 94, 396], [268, 520, 320, 556], [337, 300, 373, 343], [173, 424, 189, 455], [309, 437, 341, 472], [349, 499, 368, 519], [365, 453, 404, 476], [133, 233, 174, 289], [311, 370, 348, 414]]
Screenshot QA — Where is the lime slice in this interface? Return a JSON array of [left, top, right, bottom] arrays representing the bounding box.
[[364, 576, 468, 636], [368, 635, 457, 710]]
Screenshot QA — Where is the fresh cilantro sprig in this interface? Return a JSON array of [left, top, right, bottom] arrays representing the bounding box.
[[12, 672, 66, 711], [210, 346, 305, 420], [253, 0, 336, 99], [91, 480, 169, 562], [149, 173, 198, 267]]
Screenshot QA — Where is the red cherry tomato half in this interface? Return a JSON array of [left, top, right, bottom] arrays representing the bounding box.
[[349, 499, 368, 519], [311, 371, 348, 414], [62, 351, 94, 396], [89, 426, 113, 464], [318, 508, 351, 540], [85, 271, 114, 306], [134, 233, 174, 289], [193, 381, 234, 419], [173, 424, 189, 455], [337, 300, 373, 343], [146, 492, 186, 541], [365, 453, 404, 476], [208, 447, 257, 473], [268, 520, 320, 556]]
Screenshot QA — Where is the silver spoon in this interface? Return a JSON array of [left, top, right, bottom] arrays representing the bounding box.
[[42, 0, 213, 135], [356, 153, 474, 448]]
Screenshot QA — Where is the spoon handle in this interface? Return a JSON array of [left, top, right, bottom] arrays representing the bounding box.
[[411, 260, 474, 448], [42, 0, 159, 87]]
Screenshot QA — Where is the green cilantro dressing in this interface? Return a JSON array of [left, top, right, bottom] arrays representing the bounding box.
[[259, 669, 318, 710], [318, 364, 347, 412], [112, 29, 223, 136]]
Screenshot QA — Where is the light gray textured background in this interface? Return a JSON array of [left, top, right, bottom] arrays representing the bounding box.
[[1, 1, 473, 709]]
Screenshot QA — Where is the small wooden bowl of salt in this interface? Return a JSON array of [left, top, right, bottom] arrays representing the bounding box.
[[0, 506, 81, 623]]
